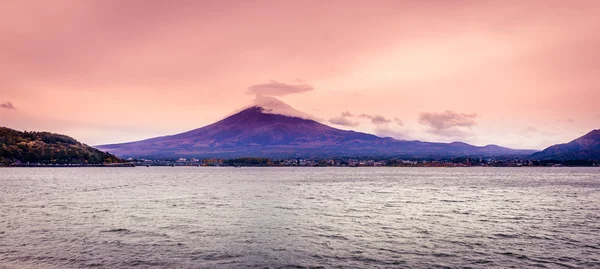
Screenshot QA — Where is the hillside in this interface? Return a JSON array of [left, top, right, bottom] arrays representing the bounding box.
[[0, 126, 122, 165], [531, 129, 600, 161]]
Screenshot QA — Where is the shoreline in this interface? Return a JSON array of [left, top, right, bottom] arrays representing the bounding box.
[[1, 164, 597, 168]]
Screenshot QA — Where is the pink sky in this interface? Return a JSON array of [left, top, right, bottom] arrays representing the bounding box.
[[1, 0, 599, 149]]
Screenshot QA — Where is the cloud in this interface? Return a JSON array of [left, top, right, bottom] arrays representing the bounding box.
[[555, 118, 575, 124], [0, 102, 16, 109], [329, 111, 359, 127], [247, 80, 313, 96], [519, 125, 540, 137], [519, 125, 539, 136], [518, 125, 559, 137], [394, 117, 404, 126], [360, 114, 391, 125], [419, 111, 477, 129], [329, 116, 359, 127], [251, 95, 321, 121], [374, 126, 411, 140], [418, 110, 477, 137]]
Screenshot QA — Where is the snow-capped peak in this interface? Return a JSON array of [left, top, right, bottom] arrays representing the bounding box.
[[252, 95, 320, 121]]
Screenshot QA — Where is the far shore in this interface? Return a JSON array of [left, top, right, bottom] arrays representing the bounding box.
[[1, 163, 597, 168]]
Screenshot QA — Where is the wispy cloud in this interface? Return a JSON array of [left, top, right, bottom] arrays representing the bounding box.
[[329, 116, 359, 127], [418, 110, 477, 138], [329, 111, 359, 127], [518, 125, 541, 138], [555, 118, 575, 124], [248, 80, 313, 96], [360, 114, 391, 125], [373, 126, 411, 140], [518, 125, 559, 137], [0, 102, 16, 109], [394, 117, 404, 126]]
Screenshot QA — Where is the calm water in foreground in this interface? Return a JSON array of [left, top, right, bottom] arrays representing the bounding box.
[[0, 167, 599, 268]]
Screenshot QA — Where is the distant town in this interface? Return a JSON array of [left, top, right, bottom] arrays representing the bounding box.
[[140, 157, 598, 167], [110, 157, 595, 167], [4, 156, 597, 167]]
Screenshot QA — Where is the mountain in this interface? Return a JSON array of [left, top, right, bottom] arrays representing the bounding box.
[[95, 98, 534, 159], [0, 126, 122, 165], [531, 129, 600, 160]]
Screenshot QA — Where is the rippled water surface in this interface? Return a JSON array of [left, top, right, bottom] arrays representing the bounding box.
[[1, 167, 599, 268]]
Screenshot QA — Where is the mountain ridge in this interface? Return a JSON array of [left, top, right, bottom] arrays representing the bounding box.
[[0, 126, 122, 165], [531, 129, 600, 160], [95, 103, 534, 159]]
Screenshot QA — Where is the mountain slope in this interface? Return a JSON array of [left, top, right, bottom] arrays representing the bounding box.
[[95, 103, 534, 158], [0, 126, 122, 164], [531, 129, 600, 160]]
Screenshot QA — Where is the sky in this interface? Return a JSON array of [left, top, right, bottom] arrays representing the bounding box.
[[1, 0, 599, 150]]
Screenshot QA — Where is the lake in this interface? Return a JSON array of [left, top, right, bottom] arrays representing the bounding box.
[[0, 167, 599, 268]]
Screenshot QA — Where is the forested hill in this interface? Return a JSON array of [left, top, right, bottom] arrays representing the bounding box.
[[0, 126, 122, 165]]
